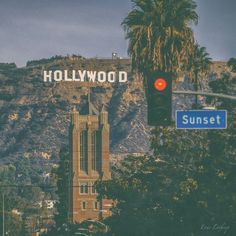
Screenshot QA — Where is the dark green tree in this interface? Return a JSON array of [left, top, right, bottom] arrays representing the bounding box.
[[44, 148, 71, 236], [97, 72, 236, 235], [53, 147, 70, 228]]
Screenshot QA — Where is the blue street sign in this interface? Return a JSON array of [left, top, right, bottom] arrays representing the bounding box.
[[176, 110, 227, 129]]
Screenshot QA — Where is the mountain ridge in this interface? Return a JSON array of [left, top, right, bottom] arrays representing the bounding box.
[[0, 57, 231, 165]]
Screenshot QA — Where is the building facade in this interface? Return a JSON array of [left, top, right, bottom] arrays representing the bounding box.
[[69, 102, 112, 223]]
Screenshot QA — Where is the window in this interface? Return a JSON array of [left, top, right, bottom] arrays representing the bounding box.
[[91, 183, 97, 194], [80, 182, 88, 194], [80, 130, 88, 172], [81, 201, 87, 211], [94, 201, 100, 210], [92, 130, 100, 171]]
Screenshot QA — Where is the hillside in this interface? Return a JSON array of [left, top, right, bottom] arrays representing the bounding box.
[[0, 57, 231, 165]]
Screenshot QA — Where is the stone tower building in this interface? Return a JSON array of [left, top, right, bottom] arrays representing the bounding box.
[[69, 98, 112, 223]]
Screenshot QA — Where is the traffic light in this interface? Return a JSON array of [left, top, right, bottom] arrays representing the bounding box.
[[146, 71, 172, 126]]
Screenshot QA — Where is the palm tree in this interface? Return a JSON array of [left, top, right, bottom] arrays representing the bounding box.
[[122, 0, 198, 77], [187, 44, 212, 107]]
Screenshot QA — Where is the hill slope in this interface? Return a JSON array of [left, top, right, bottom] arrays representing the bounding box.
[[0, 57, 230, 164]]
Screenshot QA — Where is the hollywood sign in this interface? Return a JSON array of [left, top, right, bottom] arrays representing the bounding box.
[[43, 70, 128, 83]]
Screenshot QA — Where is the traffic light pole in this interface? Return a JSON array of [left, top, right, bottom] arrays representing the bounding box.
[[173, 91, 236, 101]]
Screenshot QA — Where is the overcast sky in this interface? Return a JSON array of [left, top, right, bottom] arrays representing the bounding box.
[[0, 0, 235, 67]]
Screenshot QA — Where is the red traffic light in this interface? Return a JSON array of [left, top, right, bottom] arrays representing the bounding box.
[[154, 78, 167, 91]]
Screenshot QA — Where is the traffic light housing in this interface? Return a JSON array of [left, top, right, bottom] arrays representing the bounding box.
[[146, 71, 172, 126]]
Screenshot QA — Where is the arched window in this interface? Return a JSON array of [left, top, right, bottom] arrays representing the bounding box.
[[79, 182, 89, 194]]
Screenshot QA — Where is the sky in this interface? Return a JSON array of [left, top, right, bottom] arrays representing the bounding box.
[[0, 0, 235, 67]]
